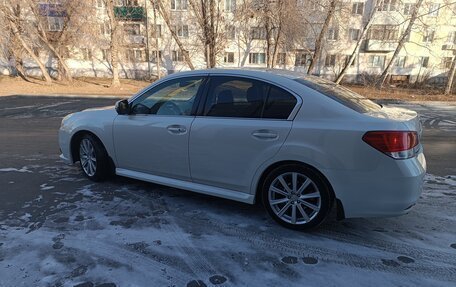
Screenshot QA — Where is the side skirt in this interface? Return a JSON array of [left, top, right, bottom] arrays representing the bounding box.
[[116, 168, 255, 204]]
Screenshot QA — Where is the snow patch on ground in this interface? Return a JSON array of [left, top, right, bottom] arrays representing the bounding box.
[[0, 166, 32, 173]]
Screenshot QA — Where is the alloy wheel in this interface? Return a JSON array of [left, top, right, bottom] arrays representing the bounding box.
[[79, 138, 97, 177], [268, 172, 321, 225]]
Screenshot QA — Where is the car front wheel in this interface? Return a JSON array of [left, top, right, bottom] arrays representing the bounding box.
[[261, 165, 333, 230], [78, 134, 109, 181]]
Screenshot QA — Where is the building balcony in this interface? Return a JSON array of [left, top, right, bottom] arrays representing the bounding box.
[[114, 6, 145, 21], [365, 40, 398, 52], [442, 44, 456, 50]]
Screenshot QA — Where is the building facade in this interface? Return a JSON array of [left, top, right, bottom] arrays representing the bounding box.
[[1, 0, 456, 85]]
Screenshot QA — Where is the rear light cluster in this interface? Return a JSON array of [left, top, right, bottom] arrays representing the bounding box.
[[362, 131, 419, 159]]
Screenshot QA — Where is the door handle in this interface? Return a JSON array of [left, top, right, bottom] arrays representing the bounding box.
[[252, 130, 279, 140], [167, 125, 187, 134]]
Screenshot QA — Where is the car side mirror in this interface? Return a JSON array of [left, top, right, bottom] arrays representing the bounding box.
[[115, 99, 130, 115]]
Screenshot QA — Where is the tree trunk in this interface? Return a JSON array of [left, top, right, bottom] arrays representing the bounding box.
[[335, 2, 380, 84], [151, 0, 161, 79], [106, 0, 121, 87], [307, 0, 337, 75], [444, 55, 456, 95], [7, 17, 52, 83], [378, 0, 424, 88], [156, 0, 195, 70]]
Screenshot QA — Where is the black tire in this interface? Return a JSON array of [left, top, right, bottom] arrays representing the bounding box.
[[261, 164, 333, 231], [78, 134, 110, 182]]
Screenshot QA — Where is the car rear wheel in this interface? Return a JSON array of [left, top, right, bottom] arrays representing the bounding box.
[[78, 134, 109, 181], [261, 164, 332, 230]]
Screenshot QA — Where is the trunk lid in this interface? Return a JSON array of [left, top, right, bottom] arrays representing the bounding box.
[[366, 106, 423, 137]]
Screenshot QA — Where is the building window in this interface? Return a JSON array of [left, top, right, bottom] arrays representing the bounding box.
[[171, 0, 187, 11], [172, 50, 184, 62], [126, 49, 144, 62], [251, 27, 267, 40], [224, 52, 235, 63], [81, 48, 92, 61], [249, 53, 266, 64], [403, 3, 415, 15], [124, 23, 140, 35], [100, 22, 110, 35], [420, 56, 429, 68], [369, 55, 385, 68], [277, 53, 286, 65], [352, 2, 364, 15], [442, 57, 452, 69], [102, 49, 111, 61], [394, 56, 406, 68], [116, 0, 139, 6], [327, 28, 339, 41], [348, 28, 360, 41], [447, 31, 456, 44], [325, 54, 336, 67], [344, 55, 356, 67], [295, 52, 312, 66], [96, 0, 105, 8], [152, 24, 161, 38], [225, 0, 236, 13], [48, 17, 64, 31], [150, 50, 162, 63], [428, 3, 440, 17], [378, 0, 397, 12], [423, 29, 435, 43], [173, 24, 189, 37], [368, 25, 398, 41], [226, 25, 235, 39]]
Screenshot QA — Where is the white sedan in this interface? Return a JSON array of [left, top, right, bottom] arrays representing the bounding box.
[[59, 69, 426, 230]]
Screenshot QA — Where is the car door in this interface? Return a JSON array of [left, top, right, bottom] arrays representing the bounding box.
[[189, 75, 299, 193], [113, 76, 206, 181]]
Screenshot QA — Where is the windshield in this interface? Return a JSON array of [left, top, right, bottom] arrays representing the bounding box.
[[294, 77, 381, 113]]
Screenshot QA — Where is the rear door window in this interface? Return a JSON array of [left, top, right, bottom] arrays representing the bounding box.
[[203, 76, 268, 118], [263, 85, 297, 119], [203, 76, 297, 119]]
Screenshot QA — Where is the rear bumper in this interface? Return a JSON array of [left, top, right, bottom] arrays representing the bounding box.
[[325, 152, 426, 218]]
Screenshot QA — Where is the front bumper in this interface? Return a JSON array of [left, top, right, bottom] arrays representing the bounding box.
[[59, 153, 73, 165], [325, 151, 426, 218]]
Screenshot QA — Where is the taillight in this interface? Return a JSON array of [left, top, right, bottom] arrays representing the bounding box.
[[362, 131, 419, 159]]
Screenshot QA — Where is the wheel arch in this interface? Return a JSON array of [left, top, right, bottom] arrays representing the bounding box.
[[254, 160, 345, 220], [70, 130, 112, 166]]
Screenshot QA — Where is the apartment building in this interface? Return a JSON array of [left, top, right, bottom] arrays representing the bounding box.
[[2, 0, 456, 84]]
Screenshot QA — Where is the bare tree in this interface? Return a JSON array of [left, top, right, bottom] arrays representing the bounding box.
[[105, 0, 121, 87], [0, 1, 52, 83], [335, 1, 381, 84], [188, 0, 225, 68], [378, 0, 424, 87], [307, 0, 337, 75], [444, 54, 456, 95], [155, 0, 195, 70]]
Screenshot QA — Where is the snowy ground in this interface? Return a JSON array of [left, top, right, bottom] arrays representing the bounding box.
[[0, 97, 455, 287], [0, 161, 455, 287]]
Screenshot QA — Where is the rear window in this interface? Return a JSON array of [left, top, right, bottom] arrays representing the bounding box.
[[294, 77, 381, 113]]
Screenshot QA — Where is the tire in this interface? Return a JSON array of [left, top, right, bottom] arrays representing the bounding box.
[[78, 134, 110, 182], [261, 164, 333, 230]]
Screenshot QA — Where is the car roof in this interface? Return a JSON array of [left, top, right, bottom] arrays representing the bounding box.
[[166, 68, 311, 82]]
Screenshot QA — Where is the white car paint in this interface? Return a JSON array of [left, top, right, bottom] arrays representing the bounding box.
[[59, 68, 426, 219]]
